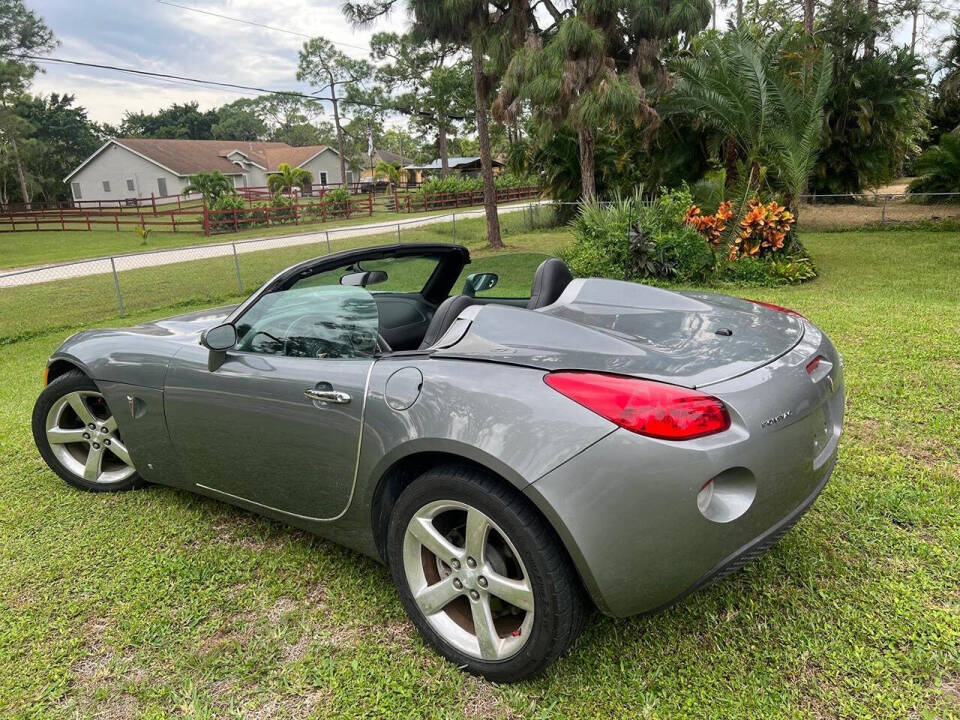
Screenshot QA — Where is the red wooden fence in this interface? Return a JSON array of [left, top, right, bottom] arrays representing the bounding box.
[[393, 186, 541, 213]]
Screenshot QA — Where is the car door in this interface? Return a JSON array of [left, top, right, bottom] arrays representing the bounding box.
[[163, 284, 379, 521]]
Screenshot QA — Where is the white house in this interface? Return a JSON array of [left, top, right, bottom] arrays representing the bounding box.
[[64, 138, 344, 206]]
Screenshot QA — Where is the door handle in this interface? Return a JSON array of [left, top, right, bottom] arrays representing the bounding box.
[[304, 388, 352, 404]]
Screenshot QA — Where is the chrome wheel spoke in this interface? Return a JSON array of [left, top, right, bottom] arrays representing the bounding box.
[[83, 446, 104, 482], [402, 499, 535, 663], [464, 509, 489, 563], [66, 393, 95, 425], [46, 428, 87, 445], [470, 595, 500, 660], [108, 438, 133, 467], [414, 576, 460, 616], [102, 415, 118, 433], [409, 515, 462, 562], [483, 570, 534, 612]]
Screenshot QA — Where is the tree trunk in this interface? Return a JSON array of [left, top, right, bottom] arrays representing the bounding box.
[[439, 124, 450, 178], [910, 6, 919, 55], [803, 0, 814, 35], [471, 43, 503, 250], [330, 83, 348, 189], [864, 0, 878, 57], [578, 126, 597, 202], [736, 0, 743, 23], [9, 132, 30, 209]]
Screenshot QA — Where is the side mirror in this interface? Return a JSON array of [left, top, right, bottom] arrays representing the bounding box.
[[463, 272, 499, 296], [200, 323, 237, 371], [340, 270, 388, 287], [201, 323, 238, 351]]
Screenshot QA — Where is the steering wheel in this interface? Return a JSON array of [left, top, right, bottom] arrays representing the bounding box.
[[377, 333, 393, 353]]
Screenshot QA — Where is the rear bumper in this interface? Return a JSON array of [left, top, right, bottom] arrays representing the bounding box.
[[524, 322, 844, 617]]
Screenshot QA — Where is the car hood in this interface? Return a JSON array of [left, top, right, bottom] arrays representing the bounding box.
[[436, 279, 805, 388], [117, 305, 238, 342]]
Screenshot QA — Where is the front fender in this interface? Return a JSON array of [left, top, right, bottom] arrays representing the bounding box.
[[51, 330, 175, 389]]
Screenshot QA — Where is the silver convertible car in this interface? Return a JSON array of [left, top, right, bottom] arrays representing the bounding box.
[[32, 243, 844, 680]]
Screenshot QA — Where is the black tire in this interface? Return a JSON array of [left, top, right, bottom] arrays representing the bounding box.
[[32, 369, 144, 493], [387, 464, 587, 681]]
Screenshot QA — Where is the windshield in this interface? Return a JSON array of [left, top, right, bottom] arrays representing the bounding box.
[[294, 255, 443, 294], [234, 284, 379, 359]]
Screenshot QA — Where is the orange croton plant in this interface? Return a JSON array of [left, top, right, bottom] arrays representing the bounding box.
[[684, 201, 733, 247], [686, 199, 795, 260]]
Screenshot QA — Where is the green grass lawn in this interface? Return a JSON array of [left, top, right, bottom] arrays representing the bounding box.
[[0, 200, 533, 271], [0, 229, 958, 718]]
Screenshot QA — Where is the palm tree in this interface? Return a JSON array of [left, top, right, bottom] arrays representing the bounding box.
[[374, 160, 402, 191], [496, 0, 710, 203], [267, 163, 313, 195], [908, 134, 960, 196], [182, 171, 235, 208], [667, 25, 832, 215]]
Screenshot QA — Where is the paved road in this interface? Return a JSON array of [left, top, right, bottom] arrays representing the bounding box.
[[0, 203, 543, 289]]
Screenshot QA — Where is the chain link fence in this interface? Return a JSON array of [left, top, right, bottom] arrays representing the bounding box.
[[795, 192, 960, 231], [0, 203, 558, 345], [2, 193, 957, 346]]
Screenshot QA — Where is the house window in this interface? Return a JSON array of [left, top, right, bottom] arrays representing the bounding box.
[[71, 182, 82, 200], [126, 178, 135, 192], [157, 178, 168, 196], [345, 171, 353, 185], [102, 180, 111, 193], [319, 171, 328, 185]]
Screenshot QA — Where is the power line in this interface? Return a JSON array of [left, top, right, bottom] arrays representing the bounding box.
[[17, 55, 469, 120], [154, 0, 371, 52]]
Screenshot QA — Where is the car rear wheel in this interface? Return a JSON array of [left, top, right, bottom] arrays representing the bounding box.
[[387, 465, 586, 681], [32, 370, 143, 492]]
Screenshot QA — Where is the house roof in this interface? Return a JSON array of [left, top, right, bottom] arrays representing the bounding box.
[[64, 138, 336, 181], [403, 156, 504, 171], [375, 148, 413, 166]]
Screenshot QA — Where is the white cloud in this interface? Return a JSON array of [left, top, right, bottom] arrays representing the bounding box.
[[27, 0, 409, 124]]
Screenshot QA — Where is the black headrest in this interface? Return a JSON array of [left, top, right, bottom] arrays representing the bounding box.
[[419, 295, 474, 349], [527, 258, 573, 310]]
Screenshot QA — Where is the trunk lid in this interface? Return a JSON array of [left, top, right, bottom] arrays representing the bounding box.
[[437, 279, 804, 388]]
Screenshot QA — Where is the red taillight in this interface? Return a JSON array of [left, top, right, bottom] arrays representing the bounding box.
[[743, 299, 806, 320], [806, 355, 822, 374], [544, 372, 731, 440]]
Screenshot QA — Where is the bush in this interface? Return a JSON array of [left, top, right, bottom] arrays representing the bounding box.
[[323, 188, 352, 218], [561, 194, 644, 279], [564, 187, 814, 287], [907, 134, 960, 199], [627, 187, 715, 282], [209, 194, 247, 231]]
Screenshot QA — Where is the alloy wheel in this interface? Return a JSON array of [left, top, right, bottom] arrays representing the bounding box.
[[402, 499, 535, 662], [44, 391, 136, 485]]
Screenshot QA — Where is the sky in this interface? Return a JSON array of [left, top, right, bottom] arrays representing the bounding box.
[[28, 0, 409, 125], [25, 0, 960, 127]]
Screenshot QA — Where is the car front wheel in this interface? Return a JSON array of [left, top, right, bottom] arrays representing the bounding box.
[[32, 369, 143, 492], [387, 465, 586, 681]]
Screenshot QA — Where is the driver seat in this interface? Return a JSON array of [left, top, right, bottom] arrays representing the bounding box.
[[419, 295, 474, 349], [527, 258, 573, 310]]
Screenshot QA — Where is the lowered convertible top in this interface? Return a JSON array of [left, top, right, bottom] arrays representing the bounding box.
[[434, 278, 805, 388]]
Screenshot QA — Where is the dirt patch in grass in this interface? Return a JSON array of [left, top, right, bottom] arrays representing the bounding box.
[[460, 676, 519, 719]]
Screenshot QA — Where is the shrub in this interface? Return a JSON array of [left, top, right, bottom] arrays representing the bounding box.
[[565, 187, 814, 287], [209, 193, 247, 231], [323, 188, 352, 217], [730, 199, 795, 260], [907, 133, 960, 199], [561, 193, 644, 279], [628, 187, 715, 282], [684, 201, 733, 247]]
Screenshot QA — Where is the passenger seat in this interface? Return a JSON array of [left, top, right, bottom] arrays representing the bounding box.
[[419, 295, 474, 349], [527, 258, 573, 310]]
